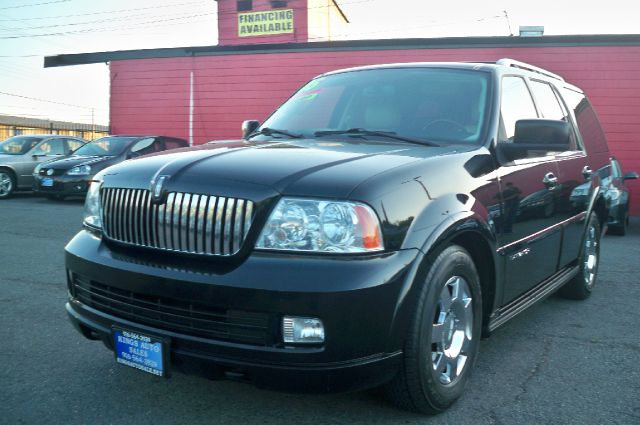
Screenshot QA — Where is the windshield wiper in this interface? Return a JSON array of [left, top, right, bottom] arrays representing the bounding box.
[[314, 128, 440, 147], [248, 127, 303, 139]]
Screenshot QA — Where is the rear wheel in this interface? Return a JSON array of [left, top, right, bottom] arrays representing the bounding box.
[[560, 213, 601, 300], [0, 170, 15, 199], [385, 245, 482, 414]]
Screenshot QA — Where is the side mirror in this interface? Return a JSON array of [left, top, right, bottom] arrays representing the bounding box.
[[498, 119, 571, 161], [242, 120, 260, 139], [623, 171, 639, 180]]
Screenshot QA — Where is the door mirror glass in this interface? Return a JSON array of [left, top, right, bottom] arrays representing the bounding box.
[[498, 119, 571, 161], [242, 120, 260, 139]]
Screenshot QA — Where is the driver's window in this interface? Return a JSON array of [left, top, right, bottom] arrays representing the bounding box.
[[129, 138, 158, 157], [500, 76, 538, 141], [32, 139, 65, 156]]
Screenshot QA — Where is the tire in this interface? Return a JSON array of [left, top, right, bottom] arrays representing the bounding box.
[[384, 245, 482, 414], [559, 213, 601, 300], [0, 170, 15, 199]]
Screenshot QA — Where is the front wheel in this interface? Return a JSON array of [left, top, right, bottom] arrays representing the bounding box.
[[559, 213, 601, 300], [0, 170, 15, 199], [385, 245, 482, 414]]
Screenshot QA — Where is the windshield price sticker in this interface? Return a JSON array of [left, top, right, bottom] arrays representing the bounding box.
[[113, 328, 167, 377]]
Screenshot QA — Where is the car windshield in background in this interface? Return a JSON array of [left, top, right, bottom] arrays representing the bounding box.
[[260, 68, 492, 145], [73, 137, 137, 156], [0, 136, 44, 155]]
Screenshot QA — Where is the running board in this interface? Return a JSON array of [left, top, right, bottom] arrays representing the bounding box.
[[487, 265, 579, 334]]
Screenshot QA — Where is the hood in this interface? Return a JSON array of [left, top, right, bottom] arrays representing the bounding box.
[[43, 155, 115, 170], [99, 138, 473, 200]]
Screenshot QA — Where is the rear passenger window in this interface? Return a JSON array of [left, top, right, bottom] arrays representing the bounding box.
[[561, 88, 608, 154], [530, 80, 565, 120], [500, 76, 538, 141]]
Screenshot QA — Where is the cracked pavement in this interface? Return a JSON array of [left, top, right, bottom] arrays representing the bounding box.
[[1, 193, 639, 424]]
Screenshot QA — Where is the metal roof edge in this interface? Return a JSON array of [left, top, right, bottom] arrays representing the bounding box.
[[44, 34, 640, 68]]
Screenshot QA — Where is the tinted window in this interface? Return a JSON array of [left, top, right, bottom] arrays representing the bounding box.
[[32, 139, 65, 156], [262, 68, 492, 144], [163, 139, 187, 150], [129, 138, 160, 156], [66, 139, 84, 153], [500, 76, 538, 140], [73, 137, 137, 156], [530, 80, 565, 120], [561, 88, 608, 154], [0, 136, 43, 155]]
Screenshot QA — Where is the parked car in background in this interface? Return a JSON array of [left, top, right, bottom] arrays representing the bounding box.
[[34, 135, 188, 199], [0, 134, 87, 199], [600, 157, 638, 235]]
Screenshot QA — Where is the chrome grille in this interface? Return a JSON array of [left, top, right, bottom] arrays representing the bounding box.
[[101, 188, 254, 256]]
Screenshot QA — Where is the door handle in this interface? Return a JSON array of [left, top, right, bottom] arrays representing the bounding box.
[[543, 172, 558, 190], [582, 165, 593, 180]]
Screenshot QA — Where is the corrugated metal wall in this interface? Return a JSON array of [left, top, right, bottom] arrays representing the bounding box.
[[109, 44, 640, 214]]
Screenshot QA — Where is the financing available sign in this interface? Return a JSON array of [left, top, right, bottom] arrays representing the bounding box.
[[238, 9, 294, 37]]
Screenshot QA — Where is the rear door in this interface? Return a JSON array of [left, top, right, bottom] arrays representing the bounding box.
[[496, 75, 563, 303], [550, 86, 610, 267]]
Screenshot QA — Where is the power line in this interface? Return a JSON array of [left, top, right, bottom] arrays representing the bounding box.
[[0, 1, 205, 21], [0, 12, 216, 39], [0, 91, 103, 110], [0, 0, 70, 11]]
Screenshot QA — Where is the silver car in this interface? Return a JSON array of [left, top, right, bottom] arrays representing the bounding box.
[[0, 134, 87, 199]]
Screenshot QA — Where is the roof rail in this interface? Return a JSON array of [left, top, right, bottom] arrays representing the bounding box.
[[496, 58, 564, 81]]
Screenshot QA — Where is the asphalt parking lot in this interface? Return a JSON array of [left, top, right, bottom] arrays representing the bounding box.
[[1, 193, 639, 424]]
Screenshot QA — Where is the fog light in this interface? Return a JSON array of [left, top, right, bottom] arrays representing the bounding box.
[[282, 316, 324, 344]]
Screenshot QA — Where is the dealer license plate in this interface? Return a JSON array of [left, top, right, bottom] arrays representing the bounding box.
[[113, 328, 168, 377], [41, 177, 53, 187]]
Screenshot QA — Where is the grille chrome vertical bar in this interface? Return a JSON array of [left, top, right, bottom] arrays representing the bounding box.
[[157, 197, 167, 249], [101, 188, 111, 237], [205, 196, 215, 255], [164, 192, 175, 250], [232, 199, 245, 254], [189, 194, 200, 253], [131, 189, 140, 245], [244, 201, 254, 240], [115, 188, 123, 241], [172, 192, 183, 251], [214, 197, 225, 255], [223, 198, 235, 256], [181, 193, 191, 252]]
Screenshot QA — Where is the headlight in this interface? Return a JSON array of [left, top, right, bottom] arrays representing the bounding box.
[[33, 163, 42, 175], [256, 198, 384, 253], [68, 165, 91, 176], [83, 181, 102, 230]]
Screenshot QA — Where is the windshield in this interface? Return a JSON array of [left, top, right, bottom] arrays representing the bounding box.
[[261, 68, 491, 145], [0, 136, 44, 155], [72, 136, 137, 156]]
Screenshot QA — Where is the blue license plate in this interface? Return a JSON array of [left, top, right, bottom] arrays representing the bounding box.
[[41, 178, 53, 187], [113, 328, 168, 377]]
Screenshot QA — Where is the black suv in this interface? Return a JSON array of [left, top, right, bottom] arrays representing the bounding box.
[[65, 59, 610, 414]]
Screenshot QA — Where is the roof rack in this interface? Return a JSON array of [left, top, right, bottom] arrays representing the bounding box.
[[496, 58, 564, 81]]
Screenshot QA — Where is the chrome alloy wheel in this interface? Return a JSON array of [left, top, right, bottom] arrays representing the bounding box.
[[0, 172, 13, 197], [583, 224, 598, 288], [431, 276, 473, 385]]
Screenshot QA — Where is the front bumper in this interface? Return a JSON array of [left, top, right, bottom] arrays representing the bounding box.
[[65, 230, 422, 392], [33, 174, 91, 196]]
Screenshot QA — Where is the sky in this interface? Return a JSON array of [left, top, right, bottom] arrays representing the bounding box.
[[0, 0, 638, 128]]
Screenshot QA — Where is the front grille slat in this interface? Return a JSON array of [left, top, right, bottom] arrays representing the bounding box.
[[73, 276, 270, 346], [100, 188, 253, 257]]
